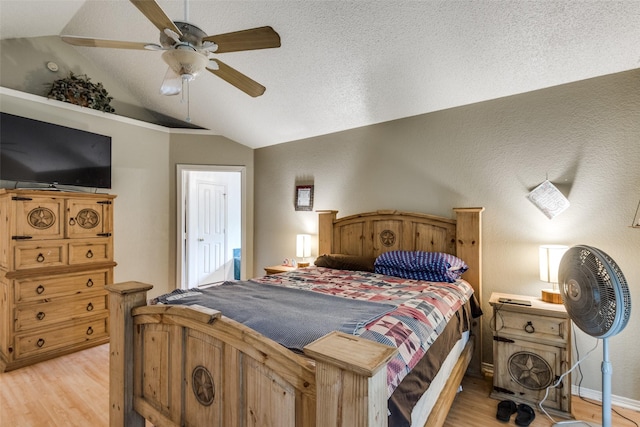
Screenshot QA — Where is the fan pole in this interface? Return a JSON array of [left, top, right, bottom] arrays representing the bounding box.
[[602, 338, 612, 427]]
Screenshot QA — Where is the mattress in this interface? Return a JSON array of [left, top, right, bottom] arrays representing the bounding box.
[[410, 331, 469, 427]]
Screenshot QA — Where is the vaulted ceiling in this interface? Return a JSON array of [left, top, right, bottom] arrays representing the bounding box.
[[1, 1, 639, 148]]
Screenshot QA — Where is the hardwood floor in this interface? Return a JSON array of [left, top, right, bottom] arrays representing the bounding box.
[[445, 375, 640, 427], [0, 344, 109, 426], [1, 344, 638, 426]]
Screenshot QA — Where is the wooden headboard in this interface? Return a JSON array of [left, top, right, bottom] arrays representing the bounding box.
[[317, 208, 484, 374]]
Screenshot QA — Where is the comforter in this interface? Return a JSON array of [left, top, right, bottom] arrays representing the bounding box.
[[251, 266, 475, 395]]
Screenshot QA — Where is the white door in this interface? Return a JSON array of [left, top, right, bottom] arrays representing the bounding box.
[[191, 181, 227, 287], [177, 165, 244, 290]]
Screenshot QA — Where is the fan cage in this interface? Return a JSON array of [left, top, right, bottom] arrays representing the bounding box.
[[558, 245, 631, 338]]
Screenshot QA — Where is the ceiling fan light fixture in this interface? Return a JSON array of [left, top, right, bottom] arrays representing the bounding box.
[[162, 49, 208, 77]]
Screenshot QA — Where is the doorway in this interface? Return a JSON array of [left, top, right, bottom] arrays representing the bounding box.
[[177, 165, 245, 289]]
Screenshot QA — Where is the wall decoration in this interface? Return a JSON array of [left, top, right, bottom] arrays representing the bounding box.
[[295, 185, 314, 211], [526, 180, 569, 219]]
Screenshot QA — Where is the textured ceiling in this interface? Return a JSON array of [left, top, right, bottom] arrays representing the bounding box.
[[1, 1, 639, 148]]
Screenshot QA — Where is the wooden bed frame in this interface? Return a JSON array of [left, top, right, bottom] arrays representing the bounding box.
[[106, 208, 483, 427]]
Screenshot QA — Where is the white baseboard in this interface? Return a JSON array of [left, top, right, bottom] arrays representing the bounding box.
[[482, 363, 640, 412], [571, 385, 640, 413]]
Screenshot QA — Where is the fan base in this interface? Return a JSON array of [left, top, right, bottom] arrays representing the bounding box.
[[541, 288, 563, 304]]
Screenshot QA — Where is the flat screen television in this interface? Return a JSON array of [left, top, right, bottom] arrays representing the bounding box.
[[0, 112, 112, 189]]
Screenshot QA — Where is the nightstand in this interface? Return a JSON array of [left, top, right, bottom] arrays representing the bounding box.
[[489, 292, 572, 418], [264, 265, 297, 275]]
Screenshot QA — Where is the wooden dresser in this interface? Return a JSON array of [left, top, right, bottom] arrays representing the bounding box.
[[0, 189, 116, 371]]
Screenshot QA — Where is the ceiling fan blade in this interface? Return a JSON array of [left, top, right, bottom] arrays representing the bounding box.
[[160, 67, 182, 96], [203, 26, 281, 53], [130, 0, 183, 37], [207, 59, 266, 97], [61, 36, 159, 50]]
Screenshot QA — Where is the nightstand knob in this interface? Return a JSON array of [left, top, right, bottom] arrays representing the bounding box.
[[524, 321, 535, 333]]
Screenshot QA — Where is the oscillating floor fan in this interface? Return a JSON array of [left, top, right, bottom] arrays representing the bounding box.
[[553, 245, 632, 427]]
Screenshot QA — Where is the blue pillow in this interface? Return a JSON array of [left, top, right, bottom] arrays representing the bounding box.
[[374, 251, 468, 283]]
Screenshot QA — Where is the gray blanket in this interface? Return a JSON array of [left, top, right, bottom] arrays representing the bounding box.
[[155, 281, 396, 351]]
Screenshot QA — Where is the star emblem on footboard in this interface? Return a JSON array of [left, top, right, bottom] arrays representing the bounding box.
[[192, 365, 215, 406]]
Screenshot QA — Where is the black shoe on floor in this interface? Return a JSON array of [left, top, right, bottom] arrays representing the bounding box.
[[496, 399, 517, 422], [515, 403, 535, 426]]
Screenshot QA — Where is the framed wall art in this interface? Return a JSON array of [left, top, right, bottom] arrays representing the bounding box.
[[295, 185, 314, 211]]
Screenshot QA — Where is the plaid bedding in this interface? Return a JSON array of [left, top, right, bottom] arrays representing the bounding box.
[[251, 266, 474, 395]]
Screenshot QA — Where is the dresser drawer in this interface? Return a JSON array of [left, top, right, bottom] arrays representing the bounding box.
[[15, 293, 108, 332], [14, 242, 67, 270], [15, 269, 111, 302], [498, 310, 569, 345], [14, 316, 108, 359], [68, 241, 112, 265]]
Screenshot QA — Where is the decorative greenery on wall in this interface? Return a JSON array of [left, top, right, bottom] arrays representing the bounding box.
[[48, 72, 115, 113]]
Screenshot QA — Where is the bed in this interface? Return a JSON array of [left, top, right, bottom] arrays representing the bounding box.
[[106, 207, 483, 427]]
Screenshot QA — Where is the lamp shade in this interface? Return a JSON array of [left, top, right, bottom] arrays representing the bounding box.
[[296, 234, 311, 258], [539, 245, 568, 284], [161, 48, 208, 77]]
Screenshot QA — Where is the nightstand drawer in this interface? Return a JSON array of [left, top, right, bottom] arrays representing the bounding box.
[[498, 310, 569, 345]]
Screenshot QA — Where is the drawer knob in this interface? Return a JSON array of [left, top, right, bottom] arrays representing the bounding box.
[[36, 253, 45, 263], [86, 279, 94, 288], [86, 302, 94, 312], [36, 338, 45, 348], [36, 285, 45, 294], [524, 321, 535, 334], [36, 312, 46, 321], [69, 217, 76, 226], [86, 327, 94, 336], [86, 249, 94, 259]]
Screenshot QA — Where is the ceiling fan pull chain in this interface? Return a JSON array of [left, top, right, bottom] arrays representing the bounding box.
[[181, 76, 191, 123]]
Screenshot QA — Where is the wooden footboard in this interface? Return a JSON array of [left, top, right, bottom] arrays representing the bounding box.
[[107, 281, 397, 427]]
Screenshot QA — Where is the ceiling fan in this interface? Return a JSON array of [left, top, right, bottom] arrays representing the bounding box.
[[61, 0, 281, 98]]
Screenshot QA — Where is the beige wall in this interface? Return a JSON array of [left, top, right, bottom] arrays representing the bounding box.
[[168, 133, 254, 285], [254, 69, 640, 401]]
